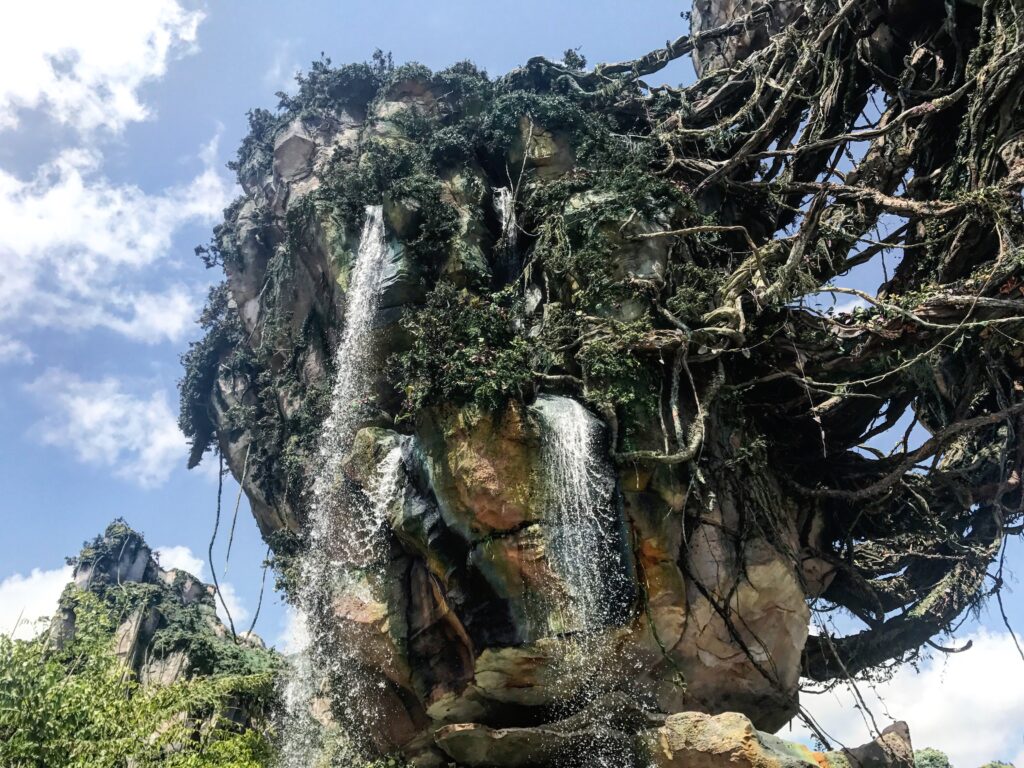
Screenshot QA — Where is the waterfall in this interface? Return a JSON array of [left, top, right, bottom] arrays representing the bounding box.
[[279, 205, 394, 768], [493, 186, 517, 275], [532, 395, 618, 634]]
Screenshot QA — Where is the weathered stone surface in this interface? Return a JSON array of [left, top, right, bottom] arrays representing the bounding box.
[[509, 116, 574, 180], [54, 522, 277, 696], [679, 526, 809, 730], [190, 46, 916, 768], [331, 566, 413, 689], [435, 721, 631, 767], [420, 403, 543, 538], [273, 119, 317, 183], [639, 711, 914, 768]]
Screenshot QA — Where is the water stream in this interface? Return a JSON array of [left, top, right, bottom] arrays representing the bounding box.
[[279, 205, 394, 768], [533, 394, 618, 635], [493, 186, 517, 277]]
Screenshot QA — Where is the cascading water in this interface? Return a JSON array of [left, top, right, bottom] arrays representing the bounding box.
[[532, 394, 619, 635], [532, 395, 635, 767], [493, 186, 517, 276], [278, 205, 396, 767]]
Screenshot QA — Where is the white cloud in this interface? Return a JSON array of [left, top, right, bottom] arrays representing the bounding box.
[[0, 140, 231, 346], [0, 3, 231, 354], [216, 581, 250, 627], [0, 565, 73, 640], [154, 545, 204, 577], [264, 40, 301, 93], [28, 369, 185, 488], [0, 0, 203, 134], [0, 333, 33, 364], [833, 295, 870, 315], [154, 545, 249, 627], [1, 547, 250, 642], [274, 605, 309, 654], [793, 629, 1024, 768]]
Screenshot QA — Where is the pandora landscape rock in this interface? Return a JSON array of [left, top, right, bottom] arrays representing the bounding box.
[[177, 0, 1024, 763]]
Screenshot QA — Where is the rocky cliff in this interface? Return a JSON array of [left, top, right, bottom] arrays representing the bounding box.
[[173, 0, 1022, 763], [54, 520, 277, 697], [178, 59, 819, 762]]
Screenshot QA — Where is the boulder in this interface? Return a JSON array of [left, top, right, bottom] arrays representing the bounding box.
[[434, 721, 631, 768], [273, 119, 317, 184], [639, 711, 914, 768], [509, 116, 574, 180], [690, 0, 804, 76], [419, 403, 544, 539]]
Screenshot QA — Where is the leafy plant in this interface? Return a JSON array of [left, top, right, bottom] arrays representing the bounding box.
[[395, 283, 535, 412], [0, 593, 276, 768]]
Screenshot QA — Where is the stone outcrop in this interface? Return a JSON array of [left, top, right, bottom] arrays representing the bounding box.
[[433, 707, 915, 768], [184, 63, 826, 764], [177, 28, 922, 768], [689, 0, 803, 76], [640, 711, 914, 768], [53, 521, 277, 687]]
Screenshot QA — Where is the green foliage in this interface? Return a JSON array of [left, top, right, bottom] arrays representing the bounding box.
[[68, 518, 137, 569], [666, 259, 724, 322], [480, 90, 593, 157], [320, 132, 460, 274], [916, 749, 954, 768], [562, 48, 587, 71], [264, 528, 305, 597], [395, 283, 535, 413], [228, 51, 394, 184], [0, 594, 276, 768], [529, 163, 701, 314], [227, 108, 280, 182], [277, 55, 388, 117], [178, 283, 244, 467], [576, 320, 653, 409], [66, 522, 280, 682]]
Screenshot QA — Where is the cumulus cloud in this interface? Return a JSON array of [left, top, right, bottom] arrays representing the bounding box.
[[28, 369, 185, 488], [0, 565, 73, 640], [0, 333, 33, 364], [0, 0, 203, 134], [154, 545, 249, 627], [215, 581, 250, 627], [0, 139, 230, 346], [264, 39, 301, 93], [154, 544, 205, 577], [274, 605, 309, 654], [0, 4, 230, 353], [793, 629, 1024, 768]]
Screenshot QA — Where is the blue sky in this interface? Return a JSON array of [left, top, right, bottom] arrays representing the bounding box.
[[0, 2, 1020, 765]]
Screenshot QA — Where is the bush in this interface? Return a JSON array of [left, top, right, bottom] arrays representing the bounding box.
[[395, 283, 534, 413], [0, 594, 275, 768]]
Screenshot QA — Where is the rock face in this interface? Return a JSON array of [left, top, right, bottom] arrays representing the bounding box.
[[53, 521, 277, 690], [640, 712, 914, 768], [179, 35, 900, 768]]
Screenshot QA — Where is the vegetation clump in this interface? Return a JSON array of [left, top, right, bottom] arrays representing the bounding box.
[[180, 0, 1024, 722], [2, 522, 280, 768]]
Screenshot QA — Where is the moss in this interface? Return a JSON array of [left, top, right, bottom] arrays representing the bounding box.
[[64, 523, 281, 682], [394, 283, 535, 413], [666, 260, 724, 323], [576, 320, 655, 410]]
